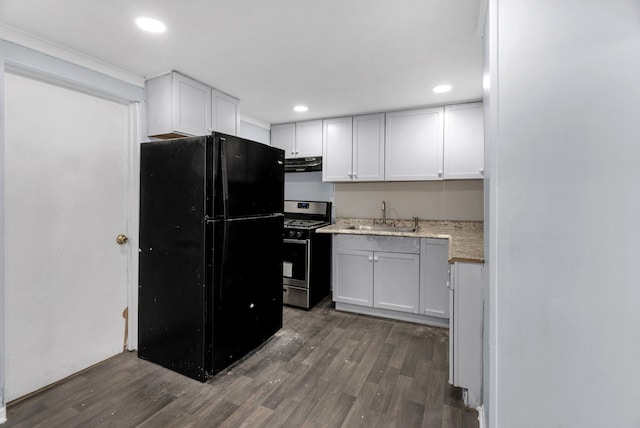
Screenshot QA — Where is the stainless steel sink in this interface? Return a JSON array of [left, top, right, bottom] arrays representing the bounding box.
[[345, 224, 417, 233]]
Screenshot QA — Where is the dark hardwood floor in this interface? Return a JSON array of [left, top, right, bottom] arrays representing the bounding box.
[[4, 298, 479, 427]]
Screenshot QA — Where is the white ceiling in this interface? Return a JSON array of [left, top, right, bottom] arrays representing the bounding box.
[[0, 0, 484, 125]]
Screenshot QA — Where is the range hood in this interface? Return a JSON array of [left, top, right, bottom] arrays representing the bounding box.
[[284, 156, 322, 173]]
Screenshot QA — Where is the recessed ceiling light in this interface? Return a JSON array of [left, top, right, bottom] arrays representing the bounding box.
[[136, 17, 166, 33], [294, 105, 309, 112], [432, 84, 452, 94]]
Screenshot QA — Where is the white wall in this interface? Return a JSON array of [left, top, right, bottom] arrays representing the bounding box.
[[239, 119, 270, 145], [487, 1, 640, 426], [335, 180, 483, 221], [284, 171, 335, 205]]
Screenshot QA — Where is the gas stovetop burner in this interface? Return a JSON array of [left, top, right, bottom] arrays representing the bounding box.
[[284, 219, 330, 229], [283, 200, 332, 231]]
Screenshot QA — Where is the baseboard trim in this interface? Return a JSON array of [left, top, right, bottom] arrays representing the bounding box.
[[476, 404, 485, 428], [1, 405, 7, 424], [334, 302, 449, 328]]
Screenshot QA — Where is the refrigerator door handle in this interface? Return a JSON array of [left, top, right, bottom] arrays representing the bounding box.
[[220, 137, 230, 219], [219, 220, 229, 301], [219, 136, 229, 300]]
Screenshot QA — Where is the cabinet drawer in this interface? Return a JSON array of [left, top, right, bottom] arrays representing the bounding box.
[[334, 234, 419, 253]]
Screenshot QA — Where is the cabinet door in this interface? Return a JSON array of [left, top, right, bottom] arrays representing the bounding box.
[[333, 248, 373, 307], [450, 262, 483, 407], [385, 107, 443, 181], [373, 252, 420, 314], [420, 238, 450, 318], [172, 72, 211, 136], [353, 113, 385, 181], [322, 117, 353, 182], [444, 102, 484, 179], [212, 89, 239, 136], [295, 120, 323, 158], [271, 123, 296, 158]]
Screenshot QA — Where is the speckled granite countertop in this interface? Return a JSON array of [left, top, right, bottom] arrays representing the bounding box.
[[317, 218, 484, 263]]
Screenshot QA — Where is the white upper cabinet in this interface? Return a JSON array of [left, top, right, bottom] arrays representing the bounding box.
[[283, 103, 483, 180], [443, 102, 484, 179], [211, 89, 239, 136], [385, 107, 444, 181], [273, 121, 322, 159], [323, 113, 385, 182], [295, 120, 323, 158], [322, 117, 353, 181], [271, 123, 296, 156], [147, 72, 212, 138], [353, 113, 385, 181]]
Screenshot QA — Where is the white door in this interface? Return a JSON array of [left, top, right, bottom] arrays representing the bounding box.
[[420, 238, 450, 318], [295, 120, 323, 158], [443, 102, 484, 179], [373, 252, 420, 313], [353, 113, 385, 182], [322, 117, 353, 182], [4, 72, 131, 401], [333, 248, 373, 307], [271, 123, 295, 158], [385, 107, 444, 181]]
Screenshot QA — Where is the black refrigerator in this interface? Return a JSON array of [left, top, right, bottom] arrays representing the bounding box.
[[138, 133, 284, 382]]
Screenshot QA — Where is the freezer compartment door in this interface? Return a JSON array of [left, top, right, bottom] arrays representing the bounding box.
[[210, 215, 283, 374], [214, 133, 284, 219]]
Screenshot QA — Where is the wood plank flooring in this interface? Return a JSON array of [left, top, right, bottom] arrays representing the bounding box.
[[4, 298, 479, 427]]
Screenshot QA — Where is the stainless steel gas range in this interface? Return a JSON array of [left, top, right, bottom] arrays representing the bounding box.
[[282, 200, 332, 309]]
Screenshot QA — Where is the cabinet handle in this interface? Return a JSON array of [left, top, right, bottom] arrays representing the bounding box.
[[373, 256, 379, 262], [438, 170, 443, 178], [295, 150, 299, 155], [348, 172, 353, 178], [480, 168, 484, 175], [368, 256, 373, 262]]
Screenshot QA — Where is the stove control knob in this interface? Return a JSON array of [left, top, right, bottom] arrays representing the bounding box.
[[296, 231, 303, 238], [289, 230, 296, 238]]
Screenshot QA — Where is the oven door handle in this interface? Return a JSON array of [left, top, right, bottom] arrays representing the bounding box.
[[284, 238, 310, 244]]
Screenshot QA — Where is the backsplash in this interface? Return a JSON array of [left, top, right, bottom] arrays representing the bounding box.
[[283, 173, 483, 222], [334, 180, 483, 221], [284, 172, 336, 221]]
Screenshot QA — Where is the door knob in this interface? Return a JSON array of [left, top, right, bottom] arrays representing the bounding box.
[[116, 234, 129, 245]]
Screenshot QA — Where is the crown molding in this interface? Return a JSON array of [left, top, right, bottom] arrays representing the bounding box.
[[0, 24, 144, 87]]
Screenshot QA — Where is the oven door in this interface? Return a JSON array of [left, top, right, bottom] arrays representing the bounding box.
[[283, 238, 310, 287]]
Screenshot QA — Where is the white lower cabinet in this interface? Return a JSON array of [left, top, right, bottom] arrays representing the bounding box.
[[449, 262, 483, 407], [373, 252, 419, 313], [420, 238, 450, 318], [333, 248, 373, 307], [332, 234, 447, 326]]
